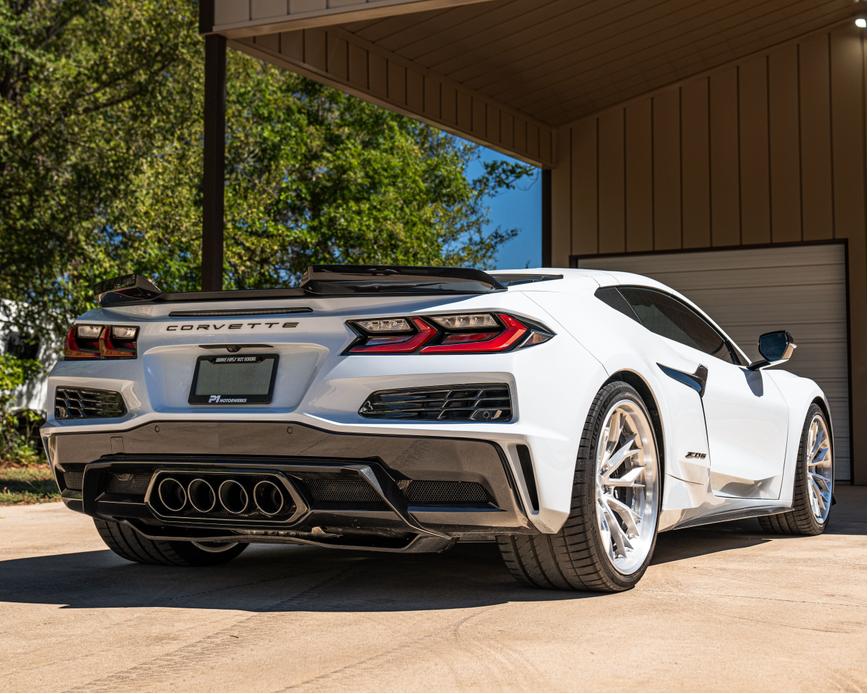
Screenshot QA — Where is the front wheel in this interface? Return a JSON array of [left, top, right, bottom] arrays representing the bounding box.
[[498, 381, 661, 592]]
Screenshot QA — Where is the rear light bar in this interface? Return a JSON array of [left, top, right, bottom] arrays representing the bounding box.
[[63, 324, 138, 360], [345, 313, 553, 354]]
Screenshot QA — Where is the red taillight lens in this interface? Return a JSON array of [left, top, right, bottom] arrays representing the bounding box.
[[345, 313, 552, 354], [63, 324, 138, 360], [348, 317, 437, 353]]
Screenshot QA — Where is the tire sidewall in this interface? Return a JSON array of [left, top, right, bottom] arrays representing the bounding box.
[[796, 404, 833, 533], [575, 381, 661, 590]]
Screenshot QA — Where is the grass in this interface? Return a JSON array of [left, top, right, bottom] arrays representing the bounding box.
[[0, 464, 60, 504]]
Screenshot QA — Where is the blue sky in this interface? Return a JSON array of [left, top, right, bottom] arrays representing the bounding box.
[[468, 149, 541, 270]]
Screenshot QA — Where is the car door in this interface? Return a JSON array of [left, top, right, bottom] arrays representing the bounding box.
[[618, 286, 790, 500]]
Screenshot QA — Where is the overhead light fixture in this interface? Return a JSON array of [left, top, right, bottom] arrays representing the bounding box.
[[856, 17, 867, 28]]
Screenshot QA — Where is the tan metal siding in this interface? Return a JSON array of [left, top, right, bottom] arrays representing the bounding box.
[[233, 28, 555, 166], [553, 22, 865, 483]]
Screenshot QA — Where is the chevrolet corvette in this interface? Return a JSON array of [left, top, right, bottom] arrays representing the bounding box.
[[41, 266, 834, 591]]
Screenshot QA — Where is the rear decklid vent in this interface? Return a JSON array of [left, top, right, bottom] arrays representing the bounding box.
[[359, 384, 512, 422]]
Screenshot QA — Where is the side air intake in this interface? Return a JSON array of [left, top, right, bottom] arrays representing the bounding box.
[[359, 384, 512, 422]]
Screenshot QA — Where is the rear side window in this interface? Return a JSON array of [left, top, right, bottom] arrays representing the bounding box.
[[618, 286, 739, 364], [595, 287, 638, 321]]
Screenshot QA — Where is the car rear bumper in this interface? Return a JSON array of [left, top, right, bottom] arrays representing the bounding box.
[[43, 421, 535, 552]]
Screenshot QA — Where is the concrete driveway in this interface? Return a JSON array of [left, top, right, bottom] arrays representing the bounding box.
[[0, 487, 864, 693]]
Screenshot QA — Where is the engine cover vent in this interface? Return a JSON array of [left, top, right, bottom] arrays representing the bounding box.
[[359, 384, 512, 422], [54, 387, 126, 420]]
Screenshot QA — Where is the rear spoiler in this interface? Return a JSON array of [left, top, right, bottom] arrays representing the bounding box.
[[301, 265, 505, 295], [96, 266, 504, 307]]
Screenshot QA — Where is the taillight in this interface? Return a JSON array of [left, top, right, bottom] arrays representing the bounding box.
[[346, 313, 553, 354], [63, 324, 138, 360]]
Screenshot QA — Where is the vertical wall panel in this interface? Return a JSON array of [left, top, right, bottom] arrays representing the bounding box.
[[830, 26, 866, 239], [551, 130, 572, 267], [280, 31, 303, 61], [739, 54, 771, 244], [500, 112, 515, 151], [387, 60, 405, 105], [653, 89, 681, 250], [571, 118, 598, 255], [799, 33, 835, 240], [405, 70, 424, 113], [251, 0, 288, 20], [368, 51, 388, 98], [625, 101, 653, 252], [709, 67, 741, 246], [304, 29, 327, 71], [485, 102, 500, 143], [830, 24, 867, 485], [681, 77, 711, 248], [424, 76, 441, 121], [326, 33, 348, 81], [768, 43, 802, 243], [348, 42, 367, 89], [456, 91, 472, 132], [440, 84, 457, 127], [214, 0, 250, 25], [598, 109, 625, 254]]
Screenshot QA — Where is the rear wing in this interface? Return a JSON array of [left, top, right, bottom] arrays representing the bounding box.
[[96, 265, 505, 307]]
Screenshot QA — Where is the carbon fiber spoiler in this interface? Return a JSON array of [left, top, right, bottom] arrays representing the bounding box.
[[97, 266, 503, 306]]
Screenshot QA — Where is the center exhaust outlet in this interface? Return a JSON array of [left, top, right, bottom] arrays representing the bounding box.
[[253, 480, 285, 516], [157, 477, 187, 513], [218, 479, 249, 515], [187, 478, 216, 513]]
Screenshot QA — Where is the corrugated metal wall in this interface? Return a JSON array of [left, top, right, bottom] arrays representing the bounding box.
[[552, 21, 866, 483]]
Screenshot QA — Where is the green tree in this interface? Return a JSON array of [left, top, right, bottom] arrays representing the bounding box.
[[0, 0, 534, 344]]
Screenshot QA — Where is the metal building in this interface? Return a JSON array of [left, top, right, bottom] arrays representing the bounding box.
[[199, 0, 866, 484]]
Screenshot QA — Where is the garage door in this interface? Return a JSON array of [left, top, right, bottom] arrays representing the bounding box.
[[578, 244, 851, 481]]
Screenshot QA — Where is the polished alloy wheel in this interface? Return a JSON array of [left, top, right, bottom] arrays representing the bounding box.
[[595, 399, 659, 575], [806, 414, 833, 523]]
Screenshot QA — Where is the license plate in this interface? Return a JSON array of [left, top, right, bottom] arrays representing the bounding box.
[[188, 354, 279, 405]]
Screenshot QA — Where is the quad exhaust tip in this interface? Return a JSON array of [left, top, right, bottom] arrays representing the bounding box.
[[218, 479, 249, 515], [157, 477, 187, 513], [187, 478, 217, 513], [253, 479, 285, 517], [150, 473, 300, 520]]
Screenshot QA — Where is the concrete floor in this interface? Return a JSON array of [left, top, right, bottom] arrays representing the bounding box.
[[0, 487, 864, 693]]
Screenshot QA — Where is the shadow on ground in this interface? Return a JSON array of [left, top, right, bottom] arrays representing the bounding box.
[[0, 487, 862, 613]]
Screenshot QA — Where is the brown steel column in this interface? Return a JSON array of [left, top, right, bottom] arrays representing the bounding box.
[[202, 33, 226, 292], [541, 169, 552, 267]]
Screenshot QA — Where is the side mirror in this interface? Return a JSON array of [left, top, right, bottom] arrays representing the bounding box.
[[749, 330, 797, 370]]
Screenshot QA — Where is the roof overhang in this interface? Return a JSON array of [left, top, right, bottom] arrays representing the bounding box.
[[205, 0, 865, 167]]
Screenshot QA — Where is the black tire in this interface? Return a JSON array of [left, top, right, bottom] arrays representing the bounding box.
[[758, 403, 833, 536], [94, 518, 248, 566], [498, 381, 660, 592]]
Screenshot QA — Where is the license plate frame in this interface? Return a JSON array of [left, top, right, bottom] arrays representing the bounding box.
[[188, 353, 279, 405]]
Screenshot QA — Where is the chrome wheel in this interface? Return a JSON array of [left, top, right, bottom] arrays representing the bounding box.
[[806, 414, 833, 523], [595, 399, 659, 575]]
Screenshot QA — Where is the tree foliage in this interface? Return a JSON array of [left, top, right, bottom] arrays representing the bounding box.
[[0, 0, 534, 342]]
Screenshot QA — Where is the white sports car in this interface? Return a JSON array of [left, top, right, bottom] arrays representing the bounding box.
[[41, 266, 834, 591]]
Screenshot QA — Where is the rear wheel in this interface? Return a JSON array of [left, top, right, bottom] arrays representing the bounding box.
[[498, 381, 661, 592], [94, 518, 248, 566], [758, 404, 833, 535]]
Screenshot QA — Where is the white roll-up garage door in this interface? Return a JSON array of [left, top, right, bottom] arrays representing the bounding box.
[[578, 243, 851, 481]]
